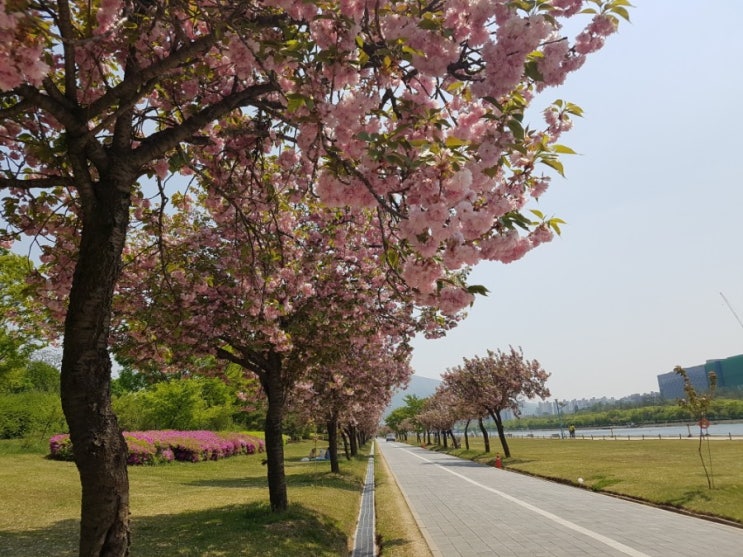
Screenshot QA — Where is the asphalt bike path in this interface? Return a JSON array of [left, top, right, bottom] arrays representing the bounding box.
[[376, 441, 743, 557]]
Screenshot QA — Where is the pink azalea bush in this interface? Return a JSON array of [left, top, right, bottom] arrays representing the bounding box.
[[49, 430, 264, 465]]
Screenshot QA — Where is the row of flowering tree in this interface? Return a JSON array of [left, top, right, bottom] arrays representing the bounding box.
[[389, 347, 551, 457], [0, 1, 628, 555], [442, 346, 551, 457], [109, 172, 436, 507]]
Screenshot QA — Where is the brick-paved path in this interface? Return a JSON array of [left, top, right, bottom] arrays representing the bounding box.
[[376, 441, 743, 557]]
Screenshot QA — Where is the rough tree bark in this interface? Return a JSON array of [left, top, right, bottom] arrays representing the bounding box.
[[340, 428, 350, 460], [327, 418, 340, 474], [260, 353, 288, 511], [61, 176, 132, 557], [348, 424, 358, 457]]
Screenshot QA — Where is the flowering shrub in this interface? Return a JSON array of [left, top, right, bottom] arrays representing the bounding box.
[[49, 430, 264, 465], [49, 433, 74, 460]]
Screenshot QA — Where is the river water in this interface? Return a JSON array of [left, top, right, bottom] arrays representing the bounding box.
[[498, 421, 743, 439]]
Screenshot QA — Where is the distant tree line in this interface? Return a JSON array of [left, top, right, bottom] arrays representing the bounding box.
[[503, 399, 743, 431], [386, 384, 743, 445]]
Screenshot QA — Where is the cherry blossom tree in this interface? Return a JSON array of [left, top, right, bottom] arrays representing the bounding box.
[[418, 387, 462, 448], [438, 370, 486, 450], [1, 1, 627, 554], [293, 337, 413, 472], [110, 155, 431, 507], [442, 346, 550, 457]]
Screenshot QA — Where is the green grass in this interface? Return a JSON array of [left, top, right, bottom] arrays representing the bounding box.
[[375, 448, 431, 557], [434, 436, 743, 524], [0, 438, 370, 556]]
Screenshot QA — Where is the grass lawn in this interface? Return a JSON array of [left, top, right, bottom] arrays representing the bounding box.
[[374, 448, 432, 557], [435, 436, 743, 524], [0, 437, 370, 556], [5, 434, 739, 556]]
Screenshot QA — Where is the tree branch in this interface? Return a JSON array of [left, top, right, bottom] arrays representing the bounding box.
[[130, 81, 278, 168], [0, 176, 73, 190]]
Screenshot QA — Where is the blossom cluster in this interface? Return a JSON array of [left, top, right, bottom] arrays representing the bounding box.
[[49, 430, 265, 465]]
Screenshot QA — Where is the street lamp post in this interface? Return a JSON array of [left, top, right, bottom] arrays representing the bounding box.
[[555, 400, 565, 439]]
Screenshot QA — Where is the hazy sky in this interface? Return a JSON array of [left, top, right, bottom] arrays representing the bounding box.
[[411, 2, 743, 400]]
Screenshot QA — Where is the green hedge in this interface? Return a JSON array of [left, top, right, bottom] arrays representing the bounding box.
[[0, 392, 67, 439]]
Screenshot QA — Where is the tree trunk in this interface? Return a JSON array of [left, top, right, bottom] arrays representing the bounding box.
[[61, 183, 131, 556], [488, 409, 511, 458], [348, 424, 358, 457], [448, 430, 459, 449], [341, 428, 351, 460], [260, 353, 288, 511], [441, 430, 448, 448], [478, 417, 490, 453], [464, 419, 471, 451], [327, 418, 340, 473]]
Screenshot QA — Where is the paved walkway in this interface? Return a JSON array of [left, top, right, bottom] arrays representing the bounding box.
[[376, 441, 743, 557]]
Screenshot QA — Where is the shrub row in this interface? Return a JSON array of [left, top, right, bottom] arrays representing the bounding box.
[[49, 430, 265, 465], [0, 392, 66, 439]]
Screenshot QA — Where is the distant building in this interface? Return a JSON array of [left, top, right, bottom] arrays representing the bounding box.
[[706, 353, 743, 393], [657, 354, 743, 400], [657, 364, 709, 400]]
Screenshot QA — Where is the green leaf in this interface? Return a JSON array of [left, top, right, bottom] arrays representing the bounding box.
[[541, 158, 565, 177], [552, 144, 577, 155], [483, 96, 503, 111], [548, 217, 566, 235], [565, 102, 584, 117], [285, 94, 306, 113], [524, 60, 543, 82], [530, 209, 545, 220], [444, 136, 470, 148], [466, 284, 490, 297], [408, 138, 430, 148], [612, 6, 631, 22], [385, 248, 399, 269], [507, 119, 524, 141]]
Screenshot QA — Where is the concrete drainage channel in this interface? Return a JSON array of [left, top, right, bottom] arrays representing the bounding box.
[[352, 441, 376, 557]]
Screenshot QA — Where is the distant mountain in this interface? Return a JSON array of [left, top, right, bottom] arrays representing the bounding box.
[[386, 374, 441, 414]]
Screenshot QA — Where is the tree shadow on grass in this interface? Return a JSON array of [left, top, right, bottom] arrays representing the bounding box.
[[0, 519, 78, 557], [0, 503, 348, 557], [667, 488, 711, 508], [378, 534, 420, 555], [189, 467, 362, 492]]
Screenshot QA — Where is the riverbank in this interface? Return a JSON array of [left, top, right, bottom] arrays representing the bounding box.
[[497, 420, 743, 440]]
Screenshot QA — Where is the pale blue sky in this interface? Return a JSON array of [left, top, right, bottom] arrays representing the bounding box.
[[411, 2, 743, 399]]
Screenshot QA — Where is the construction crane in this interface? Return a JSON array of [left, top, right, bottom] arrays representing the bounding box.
[[720, 292, 743, 332]]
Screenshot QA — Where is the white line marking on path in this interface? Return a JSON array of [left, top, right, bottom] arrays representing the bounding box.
[[405, 449, 651, 557]]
